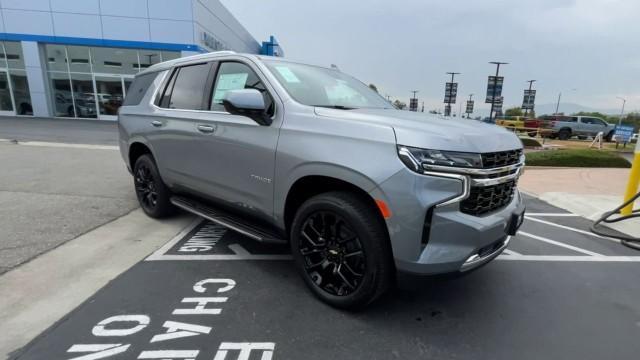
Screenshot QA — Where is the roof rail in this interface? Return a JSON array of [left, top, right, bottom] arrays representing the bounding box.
[[209, 50, 236, 55]]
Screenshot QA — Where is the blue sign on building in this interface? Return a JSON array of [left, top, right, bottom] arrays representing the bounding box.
[[261, 36, 284, 57], [614, 125, 635, 143]]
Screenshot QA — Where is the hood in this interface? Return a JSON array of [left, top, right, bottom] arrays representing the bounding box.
[[315, 107, 523, 153]]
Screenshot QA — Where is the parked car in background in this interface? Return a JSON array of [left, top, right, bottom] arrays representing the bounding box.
[[540, 115, 616, 141], [631, 133, 638, 143]]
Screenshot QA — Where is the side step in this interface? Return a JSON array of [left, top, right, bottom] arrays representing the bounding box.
[[170, 196, 287, 244]]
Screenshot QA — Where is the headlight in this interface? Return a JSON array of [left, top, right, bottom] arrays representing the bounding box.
[[397, 145, 482, 172]]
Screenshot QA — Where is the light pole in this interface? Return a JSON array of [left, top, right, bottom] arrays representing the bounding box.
[[555, 88, 576, 114], [488, 62, 508, 122], [445, 72, 460, 117], [617, 96, 627, 127], [524, 80, 536, 117]]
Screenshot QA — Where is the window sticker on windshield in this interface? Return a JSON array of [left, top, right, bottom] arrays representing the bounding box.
[[213, 73, 249, 103], [275, 66, 300, 83]]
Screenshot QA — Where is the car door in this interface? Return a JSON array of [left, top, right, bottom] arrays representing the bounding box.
[[187, 60, 281, 222], [590, 118, 610, 137], [576, 117, 591, 136], [581, 117, 605, 136], [147, 62, 217, 188]]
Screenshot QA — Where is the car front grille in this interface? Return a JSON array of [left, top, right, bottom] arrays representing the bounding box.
[[481, 149, 523, 168], [460, 180, 516, 216]]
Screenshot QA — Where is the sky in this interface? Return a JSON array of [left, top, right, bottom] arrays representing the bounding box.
[[222, 0, 639, 115]]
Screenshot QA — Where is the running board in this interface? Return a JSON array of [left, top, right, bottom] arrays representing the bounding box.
[[170, 196, 287, 244]]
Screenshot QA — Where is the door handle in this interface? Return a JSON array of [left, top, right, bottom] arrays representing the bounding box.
[[197, 124, 216, 134], [151, 120, 162, 127]]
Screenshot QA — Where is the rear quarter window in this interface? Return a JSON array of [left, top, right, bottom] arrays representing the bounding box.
[[123, 72, 159, 106]]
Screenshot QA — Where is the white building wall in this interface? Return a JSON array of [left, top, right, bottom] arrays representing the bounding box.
[[193, 0, 260, 53], [0, 0, 256, 49], [0, 0, 264, 117]]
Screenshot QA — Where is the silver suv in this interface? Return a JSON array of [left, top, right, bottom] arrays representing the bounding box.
[[118, 51, 525, 309]]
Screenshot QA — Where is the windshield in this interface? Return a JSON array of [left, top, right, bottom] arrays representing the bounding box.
[[264, 60, 392, 109]]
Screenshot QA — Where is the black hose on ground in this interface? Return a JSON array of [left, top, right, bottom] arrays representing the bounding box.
[[590, 190, 640, 250]]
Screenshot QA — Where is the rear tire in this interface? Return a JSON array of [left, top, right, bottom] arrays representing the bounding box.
[[133, 154, 175, 218], [558, 128, 571, 140], [290, 192, 393, 309]]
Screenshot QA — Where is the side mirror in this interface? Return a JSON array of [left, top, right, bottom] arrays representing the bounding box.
[[222, 89, 271, 125]]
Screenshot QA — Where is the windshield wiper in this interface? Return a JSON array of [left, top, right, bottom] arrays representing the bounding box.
[[312, 105, 357, 110]]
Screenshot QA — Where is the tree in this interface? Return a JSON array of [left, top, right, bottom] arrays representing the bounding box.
[[504, 107, 523, 117], [368, 83, 378, 93], [393, 100, 407, 110]]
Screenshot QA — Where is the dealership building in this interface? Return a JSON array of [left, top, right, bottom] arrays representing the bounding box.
[[0, 0, 282, 120]]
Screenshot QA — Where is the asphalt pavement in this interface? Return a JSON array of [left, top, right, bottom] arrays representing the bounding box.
[[10, 195, 640, 360]]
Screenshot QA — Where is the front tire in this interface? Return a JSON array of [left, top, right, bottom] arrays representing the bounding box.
[[290, 192, 393, 309], [133, 154, 175, 218], [605, 131, 614, 142]]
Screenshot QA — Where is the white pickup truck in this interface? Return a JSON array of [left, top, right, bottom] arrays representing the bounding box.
[[541, 115, 616, 141]]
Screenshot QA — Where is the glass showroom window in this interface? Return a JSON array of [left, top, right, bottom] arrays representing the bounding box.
[[0, 41, 33, 115], [45, 44, 179, 119]]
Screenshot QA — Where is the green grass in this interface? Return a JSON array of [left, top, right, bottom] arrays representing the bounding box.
[[525, 149, 631, 168]]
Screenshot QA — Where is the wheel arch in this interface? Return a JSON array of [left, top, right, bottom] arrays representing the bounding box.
[[128, 141, 153, 170], [281, 173, 387, 240]]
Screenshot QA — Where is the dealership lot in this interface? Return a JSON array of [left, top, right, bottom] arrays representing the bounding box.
[[1, 125, 639, 360], [11, 194, 640, 360]]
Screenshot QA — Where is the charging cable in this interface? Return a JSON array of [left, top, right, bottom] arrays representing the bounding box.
[[590, 190, 640, 250]]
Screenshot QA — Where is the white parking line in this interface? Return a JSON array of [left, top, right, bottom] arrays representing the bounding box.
[[497, 255, 640, 262], [518, 231, 603, 256], [526, 213, 579, 217], [145, 218, 202, 261], [148, 253, 293, 261], [146, 219, 293, 261], [502, 249, 523, 256], [524, 216, 621, 243]]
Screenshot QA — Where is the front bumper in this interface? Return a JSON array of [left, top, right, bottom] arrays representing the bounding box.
[[370, 165, 525, 276]]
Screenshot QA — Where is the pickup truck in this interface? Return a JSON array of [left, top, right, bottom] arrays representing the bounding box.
[[495, 116, 525, 130], [539, 115, 616, 141], [523, 118, 554, 137]]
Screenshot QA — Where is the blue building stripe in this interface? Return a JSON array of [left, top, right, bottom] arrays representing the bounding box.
[[0, 32, 207, 52]]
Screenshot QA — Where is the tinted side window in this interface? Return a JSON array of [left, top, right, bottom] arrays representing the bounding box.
[[166, 63, 212, 110], [210, 62, 274, 116], [123, 72, 158, 106]]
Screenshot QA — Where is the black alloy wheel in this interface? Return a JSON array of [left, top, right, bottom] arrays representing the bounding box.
[[135, 163, 158, 211], [133, 154, 175, 218], [298, 211, 366, 296], [290, 192, 393, 309]]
